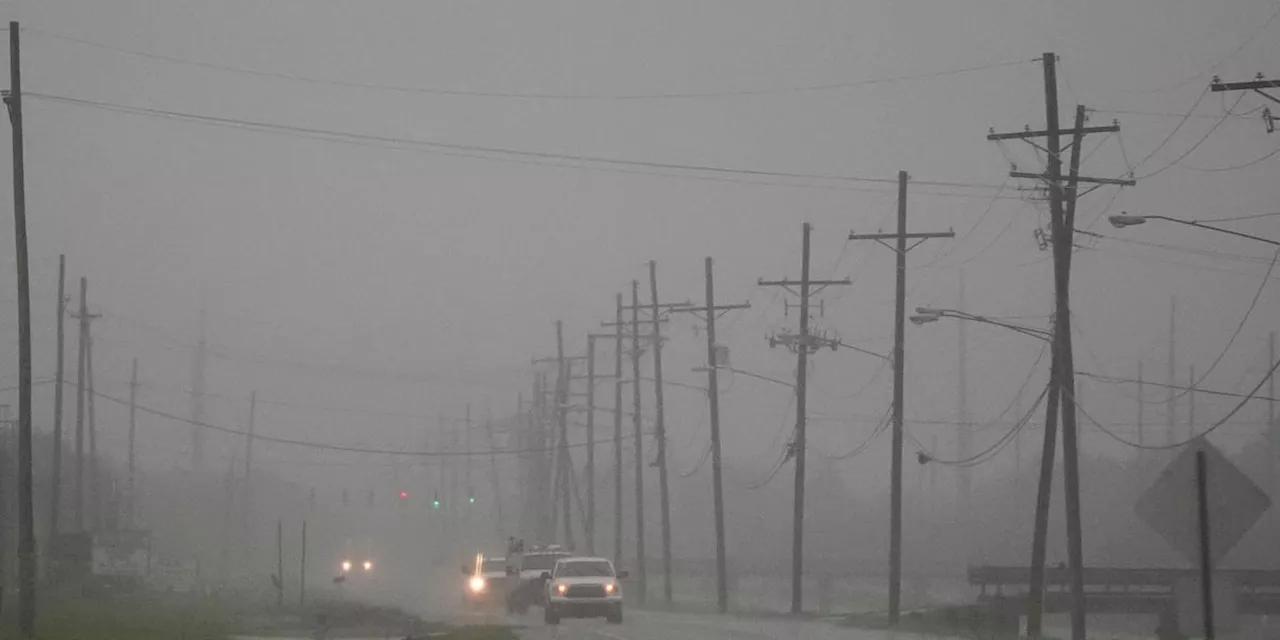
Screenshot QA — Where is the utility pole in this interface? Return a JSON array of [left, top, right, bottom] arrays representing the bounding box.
[[672, 257, 750, 614], [761, 222, 852, 615], [1189, 364, 1196, 441], [1210, 75, 1279, 135], [50, 254, 66, 552], [72, 277, 92, 532], [465, 403, 473, 538], [1270, 332, 1276, 493], [4, 21, 34, 636], [128, 359, 138, 527], [988, 59, 1130, 639], [1137, 361, 1144, 448], [87, 320, 99, 531], [190, 307, 208, 471], [276, 520, 284, 608], [555, 322, 575, 550], [848, 174, 954, 624], [629, 281, 648, 605], [612, 294, 626, 568], [583, 331, 623, 556], [647, 260, 674, 606], [584, 335, 599, 556], [482, 415, 505, 542], [1168, 296, 1177, 447], [243, 391, 257, 564], [957, 269, 971, 522], [299, 520, 307, 607]]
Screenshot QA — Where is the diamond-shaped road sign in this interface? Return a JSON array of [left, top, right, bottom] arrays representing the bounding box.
[[1135, 438, 1272, 565]]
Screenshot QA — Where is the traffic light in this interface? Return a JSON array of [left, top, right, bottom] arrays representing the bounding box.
[[431, 491, 441, 509], [468, 495, 475, 505], [399, 490, 409, 500]]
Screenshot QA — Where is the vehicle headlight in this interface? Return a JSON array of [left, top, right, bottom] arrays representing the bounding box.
[[469, 576, 486, 592], [340, 560, 352, 573], [604, 583, 616, 593], [556, 583, 567, 595], [363, 560, 373, 572]]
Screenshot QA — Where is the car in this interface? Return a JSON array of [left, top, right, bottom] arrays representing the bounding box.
[[505, 544, 573, 614], [542, 556, 627, 625], [461, 554, 508, 606]]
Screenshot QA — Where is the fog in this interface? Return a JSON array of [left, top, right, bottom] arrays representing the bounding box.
[[0, 0, 1276, 622]]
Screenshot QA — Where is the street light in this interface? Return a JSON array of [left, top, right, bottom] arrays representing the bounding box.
[[1108, 212, 1280, 247], [911, 307, 1052, 342]]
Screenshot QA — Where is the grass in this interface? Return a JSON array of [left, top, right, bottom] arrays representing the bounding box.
[[34, 595, 234, 640], [424, 625, 518, 640]]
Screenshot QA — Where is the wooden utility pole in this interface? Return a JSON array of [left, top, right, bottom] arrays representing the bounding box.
[[988, 59, 1130, 639], [554, 322, 575, 550], [128, 359, 138, 527], [482, 415, 505, 542], [629, 281, 648, 605], [190, 307, 208, 470], [87, 322, 99, 531], [73, 277, 89, 532], [583, 331, 622, 556], [848, 176, 954, 624], [1189, 364, 1197, 441], [646, 260, 674, 605], [299, 520, 307, 607], [612, 294, 626, 567], [1168, 296, 1177, 446], [276, 520, 284, 608], [4, 21, 34, 636], [957, 269, 971, 520], [1270, 332, 1277, 492], [1211, 75, 1279, 135], [50, 255, 66, 550], [1137, 361, 1145, 447], [672, 257, 749, 614], [242, 391, 257, 564], [761, 223, 852, 614]]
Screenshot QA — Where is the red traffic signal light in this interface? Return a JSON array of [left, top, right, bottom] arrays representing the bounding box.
[[399, 490, 409, 500]]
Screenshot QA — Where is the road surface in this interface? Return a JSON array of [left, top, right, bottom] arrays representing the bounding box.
[[448, 607, 946, 640]]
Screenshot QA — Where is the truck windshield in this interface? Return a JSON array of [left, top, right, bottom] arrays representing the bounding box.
[[482, 559, 505, 573], [555, 560, 615, 577]]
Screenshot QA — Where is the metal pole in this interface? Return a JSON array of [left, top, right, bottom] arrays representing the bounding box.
[[1270, 332, 1276, 493], [704, 257, 729, 614], [957, 269, 970, 522], [791, 222, 813, 616], [276, 519, 284, 608], [888, 173, 908, 624], [87, 330, 99, 531], [630, 281, 647, 605], [1168, 296, 1177, 446], [1196, 448, 1215, 640], [1189, 364, 1196, 441], [74, 277, 87, 532], [648, 260, 674, 605]]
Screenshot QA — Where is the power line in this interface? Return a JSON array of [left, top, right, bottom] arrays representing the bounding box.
[[908, 383, 1049, 467], [1074, 354, 1280, 450], [1132, 93, 1246, 180], [26, 28, 1031, 100], [27, 92, 1019, 198], [1186, 145, 1280, 172], [1196, 211, 1280, 223], [81, 383, 649, 458]]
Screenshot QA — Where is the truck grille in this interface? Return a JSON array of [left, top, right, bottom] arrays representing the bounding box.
[[565, 584, 607, 598]]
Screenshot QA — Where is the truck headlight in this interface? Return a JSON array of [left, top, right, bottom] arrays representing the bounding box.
[[556, 583, 567, 595], [604, 583, 616, 593], [340, 560, 352, 573], [363, 560, 374, 572], [469, 576, 486, 592]]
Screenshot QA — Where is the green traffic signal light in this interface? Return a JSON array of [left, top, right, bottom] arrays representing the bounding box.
[[468, 496, 475, 505]]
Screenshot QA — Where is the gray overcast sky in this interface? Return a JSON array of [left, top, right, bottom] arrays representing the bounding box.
[[0, 0, 1275, 493]]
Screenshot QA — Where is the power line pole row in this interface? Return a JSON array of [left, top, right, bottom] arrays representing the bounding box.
[[759, 222, 851, 615]]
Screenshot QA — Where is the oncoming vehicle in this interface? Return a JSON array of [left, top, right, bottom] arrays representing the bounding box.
[[543, 556, 626, 625], [505, 544, 572, 614], [336, 538, 376, 584], [461, 554, 507, 606]]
